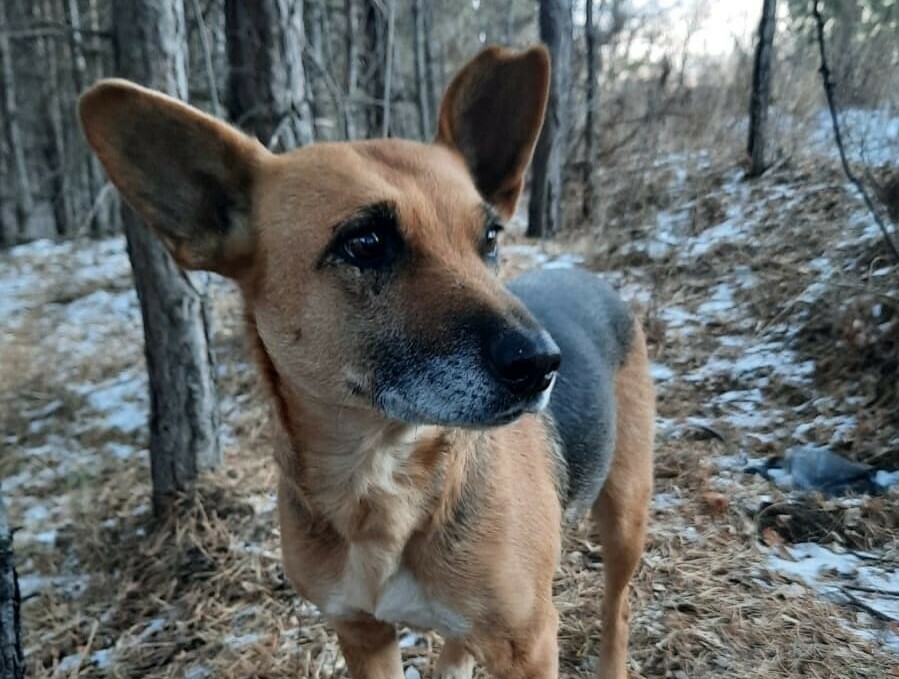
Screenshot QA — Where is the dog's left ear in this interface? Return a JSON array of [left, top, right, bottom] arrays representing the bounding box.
[[436, 45, 550, 219]]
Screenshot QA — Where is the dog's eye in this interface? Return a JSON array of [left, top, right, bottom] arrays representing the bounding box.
[[483, 225, 502, 259], [340, 230, 390, 268]]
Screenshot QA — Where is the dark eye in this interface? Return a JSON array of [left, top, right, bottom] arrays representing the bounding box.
[[341, 229, 388, 268], [484, 225, 502, 259]]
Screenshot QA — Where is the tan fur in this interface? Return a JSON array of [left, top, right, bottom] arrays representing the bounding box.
[[78, 45, 654, 679], [592, 323, 654, 679]]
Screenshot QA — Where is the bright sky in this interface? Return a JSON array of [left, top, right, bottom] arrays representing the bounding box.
[[573, 0, 762, 58]]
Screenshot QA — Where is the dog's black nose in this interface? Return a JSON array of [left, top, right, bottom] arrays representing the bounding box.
[[488, 330, 561, 397]]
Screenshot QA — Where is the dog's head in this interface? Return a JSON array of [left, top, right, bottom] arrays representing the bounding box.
[[79, 46, 559, 427]]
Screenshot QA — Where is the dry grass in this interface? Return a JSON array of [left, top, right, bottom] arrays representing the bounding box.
[[3, 151, 899, 678]]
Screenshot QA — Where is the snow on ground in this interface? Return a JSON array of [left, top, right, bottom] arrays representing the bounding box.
[[810, 108, 899, 166]]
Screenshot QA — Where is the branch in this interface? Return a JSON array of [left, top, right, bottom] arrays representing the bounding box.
[[2, 22, 112, 40], [811, 0, 899, 262], [186, 0, 222, 118]]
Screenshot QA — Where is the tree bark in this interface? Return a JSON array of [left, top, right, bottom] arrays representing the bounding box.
[[112, 0, 222, 515], [344, 0, 359, 140], [36, 0, 75, 237], [65, 0, 106, 235], [582, 0, 599, 222], [412, 0, 430, 140], [381, 0, 396, 138], [528, 0, 573, 238], [0, 0, 34, 239], [746, 0, 777, 178], [362, 0, 386, 137], [225, 0, 314, 150], [306, 0, 333, 140], [0, 493, 24, 679], [422, 0, 440, 123]]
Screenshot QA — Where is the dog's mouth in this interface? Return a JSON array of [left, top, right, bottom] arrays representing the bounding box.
[[371, 365, 556, 429]]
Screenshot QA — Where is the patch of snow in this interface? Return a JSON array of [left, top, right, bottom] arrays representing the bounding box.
[[658, 306, 700, 334], [56, 647, 115, 672], [542, 252, 584, 270], [651, 492, 683, 511], [73, 371, 147, 434], [697, 282, 736, 318], [185, 665, 211, 679], [875, 470, 899, 489], [223, 632, 262, 649], [18, 574, 91, 600], [810, 108, 899, 166], [767, 542, 899, 646], [136, 617, 167, 642], [651, 362, 675, 382], [398, 630, 426, 648]]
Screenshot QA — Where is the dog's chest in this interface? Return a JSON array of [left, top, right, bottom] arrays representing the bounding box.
[[322, 544, 470, 638]]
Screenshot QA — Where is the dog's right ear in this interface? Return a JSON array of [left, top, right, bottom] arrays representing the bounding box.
[[436, 46, 550, 220], [78, 79, 269, 275]]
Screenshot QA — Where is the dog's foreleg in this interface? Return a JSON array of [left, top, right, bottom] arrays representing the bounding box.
[[335, 618, 403, 679], [435, 640, 476, 679]]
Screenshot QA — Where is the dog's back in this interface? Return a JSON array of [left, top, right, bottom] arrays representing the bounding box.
[[509, 268, 635, 512]]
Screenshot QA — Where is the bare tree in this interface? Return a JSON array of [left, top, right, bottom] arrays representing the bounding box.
[[36, 0, 74, 236], [0, 0, 34, 239], [344, 0, 359, 139], [0, 494, 23, 679], [528, 0, 573, 238], [582, 0, 599, 221], [381, 0, 396, 137], [306, 0, 335, 140], [225, 0, 315, 150], [422, 0, 440, 126], [362, 1, 386, 136], [64, 0, 106, 235], [746, 0, 777, 178], [111, 0, 222, 514], [412, 0, 431, 139]]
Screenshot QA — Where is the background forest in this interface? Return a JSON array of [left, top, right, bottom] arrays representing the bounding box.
[[1, 1, 899, 678]]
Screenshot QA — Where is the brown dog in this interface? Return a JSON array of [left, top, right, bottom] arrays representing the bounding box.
[[79, 46, 654, 679]]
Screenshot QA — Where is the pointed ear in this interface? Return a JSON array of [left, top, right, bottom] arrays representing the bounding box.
[[436, 45, 550, 219], [78, 79, 269, 275]]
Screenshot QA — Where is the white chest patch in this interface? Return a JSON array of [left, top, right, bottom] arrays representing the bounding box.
[[374, 570, 470, 638], [323, 559, 470, 639]]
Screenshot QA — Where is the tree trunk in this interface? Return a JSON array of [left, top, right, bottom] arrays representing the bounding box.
[[37, 0, 75, 237], [344, 0, 359, 140], [112, 0, 222, 515], [528, 0, 573, 238], [412, 0, 430, 140], [65, 0, 106, 236], [0, 494, 24, 679], [0, 0, 34, 239], [381, 0, 396, 138], [422, 0, 440, 123], [582, 0, 599, 222], [225, 0, 314, 150], [362, 1, 386, 137], [746, 0, 776, 178], [306, 0, 333, 140]]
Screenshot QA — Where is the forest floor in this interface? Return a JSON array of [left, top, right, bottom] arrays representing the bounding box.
[[2, 139, 899, 677]]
